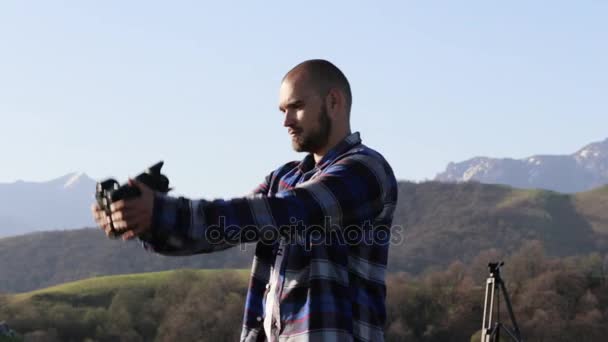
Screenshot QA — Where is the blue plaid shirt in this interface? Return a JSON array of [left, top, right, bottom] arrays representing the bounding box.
[[141, 132, 398, 341]]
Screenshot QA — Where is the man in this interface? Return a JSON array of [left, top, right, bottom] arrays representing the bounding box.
[[92, 59, 398, 341]]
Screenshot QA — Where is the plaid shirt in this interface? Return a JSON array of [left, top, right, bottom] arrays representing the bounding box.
[[141, 132, 398, 341]]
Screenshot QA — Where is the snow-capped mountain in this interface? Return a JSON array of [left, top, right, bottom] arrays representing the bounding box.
[[0, 173, 98, 237], [435, 138, 608, 193]]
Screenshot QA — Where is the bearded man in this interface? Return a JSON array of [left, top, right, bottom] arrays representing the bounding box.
[[93, 59, 398, 342]]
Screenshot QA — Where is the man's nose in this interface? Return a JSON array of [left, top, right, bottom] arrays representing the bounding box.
[[283, 111, 296, 127]]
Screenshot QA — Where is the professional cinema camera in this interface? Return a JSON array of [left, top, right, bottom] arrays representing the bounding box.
[[95, 161, 171, 238]]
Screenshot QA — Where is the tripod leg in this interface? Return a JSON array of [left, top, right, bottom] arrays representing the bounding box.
[[498, 280, 522, 340], [481, 277, 496, 342]]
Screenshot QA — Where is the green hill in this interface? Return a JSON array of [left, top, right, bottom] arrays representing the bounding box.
[[391, 182, 607, 273], [9, 269, 249, 306], [574, 185, 608, 234], [0, 229, 255, 293], [0, 269, 250, 342], [1, 250, 607, 342], [1, 181, 607, 293]]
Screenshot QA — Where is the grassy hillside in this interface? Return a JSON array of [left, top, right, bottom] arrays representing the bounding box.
[[10, 269, 249, 306], [0, 229, 255, 293], [0, 269, 250, 342], [391, 181, 606, 273], [1, 248, 607, 342], [1, 181, 607, 292], [574, 185, 608, 234]]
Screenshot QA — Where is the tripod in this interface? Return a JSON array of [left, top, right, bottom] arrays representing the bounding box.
[[481, 262, 523, 342]]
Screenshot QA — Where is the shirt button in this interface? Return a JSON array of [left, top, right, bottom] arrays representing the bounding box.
[[265, 283, 270, 290], [256, 316, 262, 322]]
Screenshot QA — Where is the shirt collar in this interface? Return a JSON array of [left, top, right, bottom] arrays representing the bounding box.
[[298, 131, 362, 172]]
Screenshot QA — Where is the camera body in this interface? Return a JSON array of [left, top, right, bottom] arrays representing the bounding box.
[[95, 161, 171, 238], [488, 261, 505, 277]]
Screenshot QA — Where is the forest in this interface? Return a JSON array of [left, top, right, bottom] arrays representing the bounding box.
[[1, 241, 606, 341]]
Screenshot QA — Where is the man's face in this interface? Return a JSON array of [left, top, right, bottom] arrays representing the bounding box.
[[279, 77, 332, 153]]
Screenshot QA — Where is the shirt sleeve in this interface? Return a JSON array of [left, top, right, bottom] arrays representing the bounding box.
[[141, 153, 390, 255], [249, 171, 272, 196]]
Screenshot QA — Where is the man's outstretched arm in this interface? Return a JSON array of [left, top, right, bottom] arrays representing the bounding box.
[[110, 153, 394, 255]]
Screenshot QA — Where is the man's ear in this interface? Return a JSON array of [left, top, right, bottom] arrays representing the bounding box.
[[326, 88, 342, 117]]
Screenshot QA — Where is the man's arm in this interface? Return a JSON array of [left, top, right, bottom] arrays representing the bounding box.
[[136, 170, 276, 255], [140, 153, 392, 255]]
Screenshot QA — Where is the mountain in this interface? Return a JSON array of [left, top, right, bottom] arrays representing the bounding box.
[[1, 181, 607, 293], [0, 172, 97, 237], [4, 137, 605, 237], [435, 137, 608, 193]]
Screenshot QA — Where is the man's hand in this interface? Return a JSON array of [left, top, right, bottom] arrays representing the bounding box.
[[91, 202, 112, 236], [91, 179, 155, 241]]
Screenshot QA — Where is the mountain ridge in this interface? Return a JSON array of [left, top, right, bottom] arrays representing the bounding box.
[[435, 137, 608, 193], [0, 172, 97, 237]]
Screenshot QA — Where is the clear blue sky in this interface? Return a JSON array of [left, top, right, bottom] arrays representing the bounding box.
[[0, 1, 606, 198]]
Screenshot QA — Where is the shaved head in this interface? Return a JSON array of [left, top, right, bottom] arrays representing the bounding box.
[[283, 59, 352, 115], [279, 59, 354, 160]]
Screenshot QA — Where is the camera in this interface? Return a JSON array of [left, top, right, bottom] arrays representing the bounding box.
[[95, 161, 171, 238], [488, 261, 505, 276]]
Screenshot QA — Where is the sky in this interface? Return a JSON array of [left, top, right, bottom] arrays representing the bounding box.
[[0, 0, 606, 199]]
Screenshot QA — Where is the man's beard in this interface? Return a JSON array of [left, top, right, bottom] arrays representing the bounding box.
[[291, 106, 332, 153]]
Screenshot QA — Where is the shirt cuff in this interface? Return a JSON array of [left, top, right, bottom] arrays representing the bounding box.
[[139, 193, 185, 250]]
